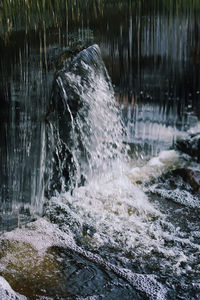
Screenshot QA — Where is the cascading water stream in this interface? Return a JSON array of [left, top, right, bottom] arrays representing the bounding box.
[[0, 43, 200, 300], [0, 1, 200, 299], [0, 63, 53, 231], [50, 44, 127, 193]]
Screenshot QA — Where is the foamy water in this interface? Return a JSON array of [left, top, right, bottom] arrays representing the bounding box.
[[0, 148, 200, 299], [0, 276, 27, 300]]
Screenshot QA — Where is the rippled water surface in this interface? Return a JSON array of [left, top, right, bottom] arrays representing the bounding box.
[[0, 1, 200, 299]]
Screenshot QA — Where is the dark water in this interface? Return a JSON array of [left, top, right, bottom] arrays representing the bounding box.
[[0, 1, 200, 299]]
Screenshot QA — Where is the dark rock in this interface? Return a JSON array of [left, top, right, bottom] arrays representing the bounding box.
[[147, 168, 200, 208], [47, 41, 92, 71], [152, 168, 200, 196], [175, 133, 200, 162], [171, 168, 200, 195], [48, 44, 114, 194]]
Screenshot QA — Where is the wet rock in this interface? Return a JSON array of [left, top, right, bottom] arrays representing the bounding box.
[[175, 133, 200, 162], [47, 40, 92, 71], [171, 168, 200, 195], [148, 168, 200, 208], [0, 239, 64, 299], [153, 168, 200, 195], [49, 44, 116, 193], [0, 219, 72, 299]]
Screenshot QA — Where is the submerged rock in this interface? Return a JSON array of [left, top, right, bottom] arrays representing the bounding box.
[[0, 237, 64, 299], [176, 132, 200, 162]]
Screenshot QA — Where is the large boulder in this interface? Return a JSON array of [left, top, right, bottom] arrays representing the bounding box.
[[48, 44, 123, 193]]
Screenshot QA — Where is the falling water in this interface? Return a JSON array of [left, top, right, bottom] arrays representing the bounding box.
[[50, 44, 127, 193], [0, 1, 200, 299]]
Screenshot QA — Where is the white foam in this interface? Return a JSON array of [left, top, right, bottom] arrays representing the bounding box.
[[0, 218, 76, 255], [57, 169, 165, 257], [149, 186, 200, 208], [0, 276, 27, 300], [148, 157, 164, 167], [158, 150, 179, 162], [129, 150, 180, 183]]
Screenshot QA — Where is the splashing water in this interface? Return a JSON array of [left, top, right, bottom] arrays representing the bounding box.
[[1, 45, 200, 299], [50, 44, 127, 192]]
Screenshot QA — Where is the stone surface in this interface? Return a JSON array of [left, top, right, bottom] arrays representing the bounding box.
[[176, 133, 200, 162], [151, 168, 200, 195], [147, 167, 200, 208], [171, 168, 200, 194], [49, 44, 115, 193]]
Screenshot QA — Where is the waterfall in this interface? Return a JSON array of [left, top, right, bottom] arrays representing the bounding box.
[[0, 43, 127, 232], [50, 44, 127, 193], [0, 62, 53, 232]]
